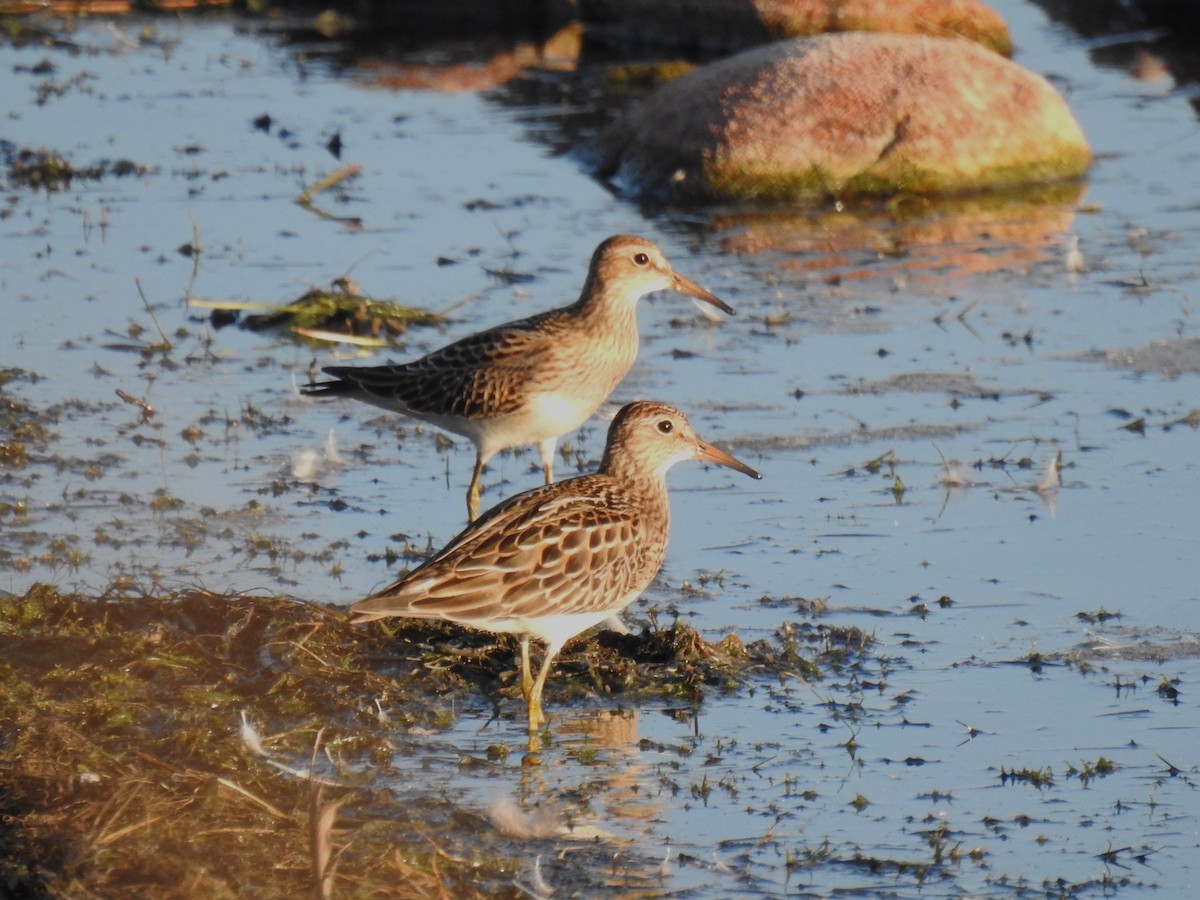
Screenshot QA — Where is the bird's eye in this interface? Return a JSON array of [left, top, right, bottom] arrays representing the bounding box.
[[657, 419, 673, 434], [633, 252, 650, 266]]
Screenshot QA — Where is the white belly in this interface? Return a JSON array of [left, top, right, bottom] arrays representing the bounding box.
[[474, 392, 601, 460]]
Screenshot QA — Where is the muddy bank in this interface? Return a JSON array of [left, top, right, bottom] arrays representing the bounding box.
[[0, 584, 854, 897]]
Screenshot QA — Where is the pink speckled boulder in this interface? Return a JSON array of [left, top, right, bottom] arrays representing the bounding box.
[[599, 33, 1091, 203]]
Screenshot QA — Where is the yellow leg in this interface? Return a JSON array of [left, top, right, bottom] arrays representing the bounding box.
[[525, 642, 562, 734], [519, 636, 534, 702], [466, 456, 484, 522], [527, 688, 546, 734]]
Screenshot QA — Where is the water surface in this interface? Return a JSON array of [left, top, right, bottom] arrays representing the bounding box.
[[2, 3, 1198, 895]]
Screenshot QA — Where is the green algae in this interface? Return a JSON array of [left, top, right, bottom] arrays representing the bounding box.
[[699, 146, 1094, 204], [4, 145, 152, 192], [0, 369, 55, 468], [604, 59, 696, 89]]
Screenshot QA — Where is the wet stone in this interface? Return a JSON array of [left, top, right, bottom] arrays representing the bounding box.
[[599, 32, 1091, 202]]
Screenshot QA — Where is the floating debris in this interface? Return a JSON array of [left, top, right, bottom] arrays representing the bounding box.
[[188, 279, 442, 345], [291, 428, 343, 482], [4, 144, 152, 191]]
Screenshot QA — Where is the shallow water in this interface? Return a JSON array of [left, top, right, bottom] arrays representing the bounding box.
[[2, 2, 1199, 895]]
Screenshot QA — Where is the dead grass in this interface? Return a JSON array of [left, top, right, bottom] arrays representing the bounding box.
[[188, 282, 443, 346], [0, 584, 848, 896], [0, 585, 520, 898]]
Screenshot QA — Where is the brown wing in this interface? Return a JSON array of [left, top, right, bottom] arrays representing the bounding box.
[[322, 308, 574, 419], [350, 476, 663, 624]]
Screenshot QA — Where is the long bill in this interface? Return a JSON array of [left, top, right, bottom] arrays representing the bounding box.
[[694, 440, 762, 480], [672, 271, 736, 316]]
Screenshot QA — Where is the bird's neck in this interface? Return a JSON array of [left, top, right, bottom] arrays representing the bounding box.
[[599, 461, 670, 499], [573, 284, 640, 330]]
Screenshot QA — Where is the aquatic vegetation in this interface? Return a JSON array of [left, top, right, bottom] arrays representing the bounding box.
[[0, 584, 827, 896], [189, 282, 442, 346], [1065, 757, 1115, 787], [0, 369, 55, 468], [3, 144, 152, 191], [0, 585, 517, 896], [1000, 766, 1055, 790]]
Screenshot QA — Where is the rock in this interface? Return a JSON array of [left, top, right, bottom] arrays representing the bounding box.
[[598, 33, 1091, 203], [358, 24, 581, 92], [582, 0, 1012, 55]]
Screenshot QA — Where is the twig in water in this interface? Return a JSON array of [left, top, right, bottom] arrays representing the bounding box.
[[135, 278, 173, 352], [297, 164, 362, 205]]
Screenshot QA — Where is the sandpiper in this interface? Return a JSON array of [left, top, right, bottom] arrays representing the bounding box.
[[302, 235, 734, 521], [349, 400, 761, 734]]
